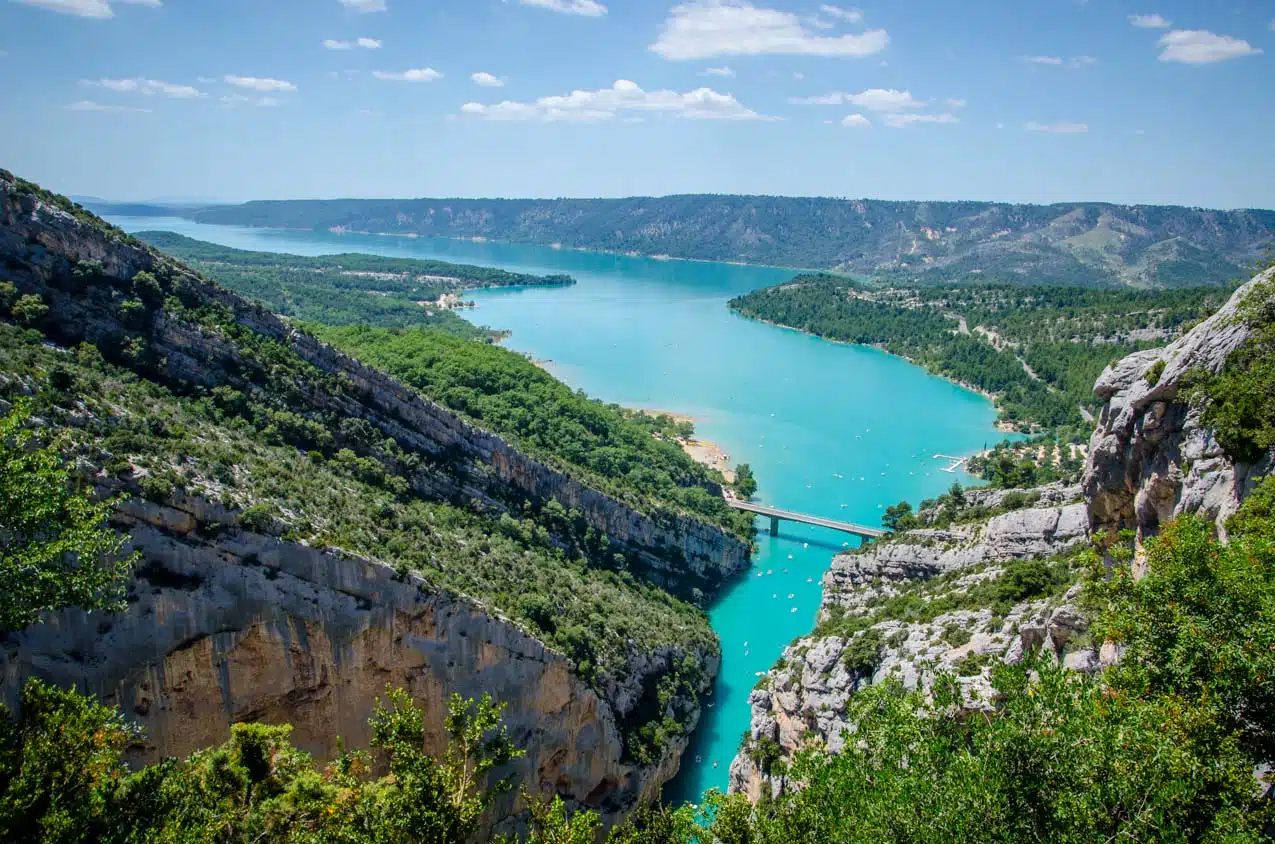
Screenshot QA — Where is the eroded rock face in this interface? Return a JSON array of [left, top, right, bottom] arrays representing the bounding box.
[[1084, 269, 1275, 542], [0, 496, 710, 833], [731, 501, 1090, 800]]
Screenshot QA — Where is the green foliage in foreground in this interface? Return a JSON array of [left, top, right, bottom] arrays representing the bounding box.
[[0, 682, 522, 844], [0, 401, 137, 633], [314, 325, 753, 538], [135, 230, 572, 339]]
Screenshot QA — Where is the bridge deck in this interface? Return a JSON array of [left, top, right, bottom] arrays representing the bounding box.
[[728, 500, 887, 539]]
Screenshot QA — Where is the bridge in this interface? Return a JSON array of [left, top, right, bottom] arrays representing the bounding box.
[[727, 500, 887, 542]]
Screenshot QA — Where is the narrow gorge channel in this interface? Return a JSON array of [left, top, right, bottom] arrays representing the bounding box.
[[107, 216, 1007, 804]]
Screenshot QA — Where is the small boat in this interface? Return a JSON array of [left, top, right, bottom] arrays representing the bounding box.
[[807, 577, 813, 582], [744, 641, 749, 647], [791, 607, 798, 613], [860, 476, 865, 481], [783, 568, 788, 573], [713, 761, 719, 768], [757, 571, 763, 577], [767, 569, 773, 575], [787, 554, 793, 560], [696, 755, 702, 763], [803, 542, 808, 549], [787, 593, 794, 599], [744, 650, 749, 656], [772, 593, 777, 598]]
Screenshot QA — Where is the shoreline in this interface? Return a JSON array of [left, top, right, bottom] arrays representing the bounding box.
[[144, 217, 825, 275], [733, 312, 1023, 435], [634, 407, 734, 483]]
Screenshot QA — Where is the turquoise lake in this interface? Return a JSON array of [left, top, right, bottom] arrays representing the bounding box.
[[108, 217, 1004, 805]]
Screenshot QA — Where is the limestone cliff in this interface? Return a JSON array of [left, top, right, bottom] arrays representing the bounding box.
[[1084, 267, 1275, 543], [2, 490, 706, 832]]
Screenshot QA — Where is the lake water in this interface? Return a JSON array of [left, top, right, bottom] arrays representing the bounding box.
[[108, 217, 1003, 805]]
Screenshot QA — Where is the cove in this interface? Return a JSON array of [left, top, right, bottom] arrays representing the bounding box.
[[107, 217, 1005, 805]]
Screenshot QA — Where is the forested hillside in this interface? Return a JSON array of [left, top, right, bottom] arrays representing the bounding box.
[[136, 231, 573, 339], [730, 275, 1232, 431], [95, 194, 1275, 288]]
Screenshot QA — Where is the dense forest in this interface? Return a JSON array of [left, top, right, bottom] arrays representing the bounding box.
[[90, 194, 1275, 287], [730, 275, 1232, 431], [136, 231, 573, 338], [314, 325, 752, 538]]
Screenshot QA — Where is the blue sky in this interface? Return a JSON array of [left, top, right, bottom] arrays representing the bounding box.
[[0, 0, 1272, 207]]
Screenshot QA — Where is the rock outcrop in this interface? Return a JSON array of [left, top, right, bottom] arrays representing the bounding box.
[[2, 493, 704, 832], [730, 500, 1090, 800], [1084, 268, 1275, 543]]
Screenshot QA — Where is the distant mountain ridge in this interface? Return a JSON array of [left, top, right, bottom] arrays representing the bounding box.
[[89, 194, 1275, 288]]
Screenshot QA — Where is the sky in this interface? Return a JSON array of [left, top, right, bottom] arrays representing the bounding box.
[[0, 0, 1272, 207]]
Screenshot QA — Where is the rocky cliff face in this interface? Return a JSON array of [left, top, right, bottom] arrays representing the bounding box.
[[0, 174, 745, 830], [2, 491, 704, 832], [730, 268, 1275, 802], [0, 176, 751, 597], [1084, 268, 1275, 544]]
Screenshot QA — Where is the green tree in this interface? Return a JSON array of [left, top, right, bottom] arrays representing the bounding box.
[[880, 500, 915, 533], [10, 294, 48, 327], [0, 401, 137, 633], [525, 792, 601, 844], [0, 680, 139, 844], [1091, 484, 1275, 760], [732, 463, 757, 499]]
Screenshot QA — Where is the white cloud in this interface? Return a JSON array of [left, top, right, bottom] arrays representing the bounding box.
[[1157, 29, 1262, 64], [847, 88, 924, 111], [841, 113, 870, 127], [1128, 13, 1171, 29], [819, 4, 862, 23], [460, 78, 776, 122], [224, 75, 297, 92], [789, 91, 844, 104], [650, 0, 888, 61], [372, 68, 442, 81], [1026, 120, 1088, 133], [472, 71, 505, 87], [84, 77, 203, 98], [945, 97, 966, 108], [519, 0, 607, 16], [221, 94, 282, 107], [702, 66, 736, 77], [66, 99, 150, 111], [790, 88, 926, 111], [339, 0, 385, 12], [323, 37, 381, 50], [883, 112, 957, 128], [14, 0, 157, 16], [792, 71, 804, 80], [1023, 54, 1095, 69]]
